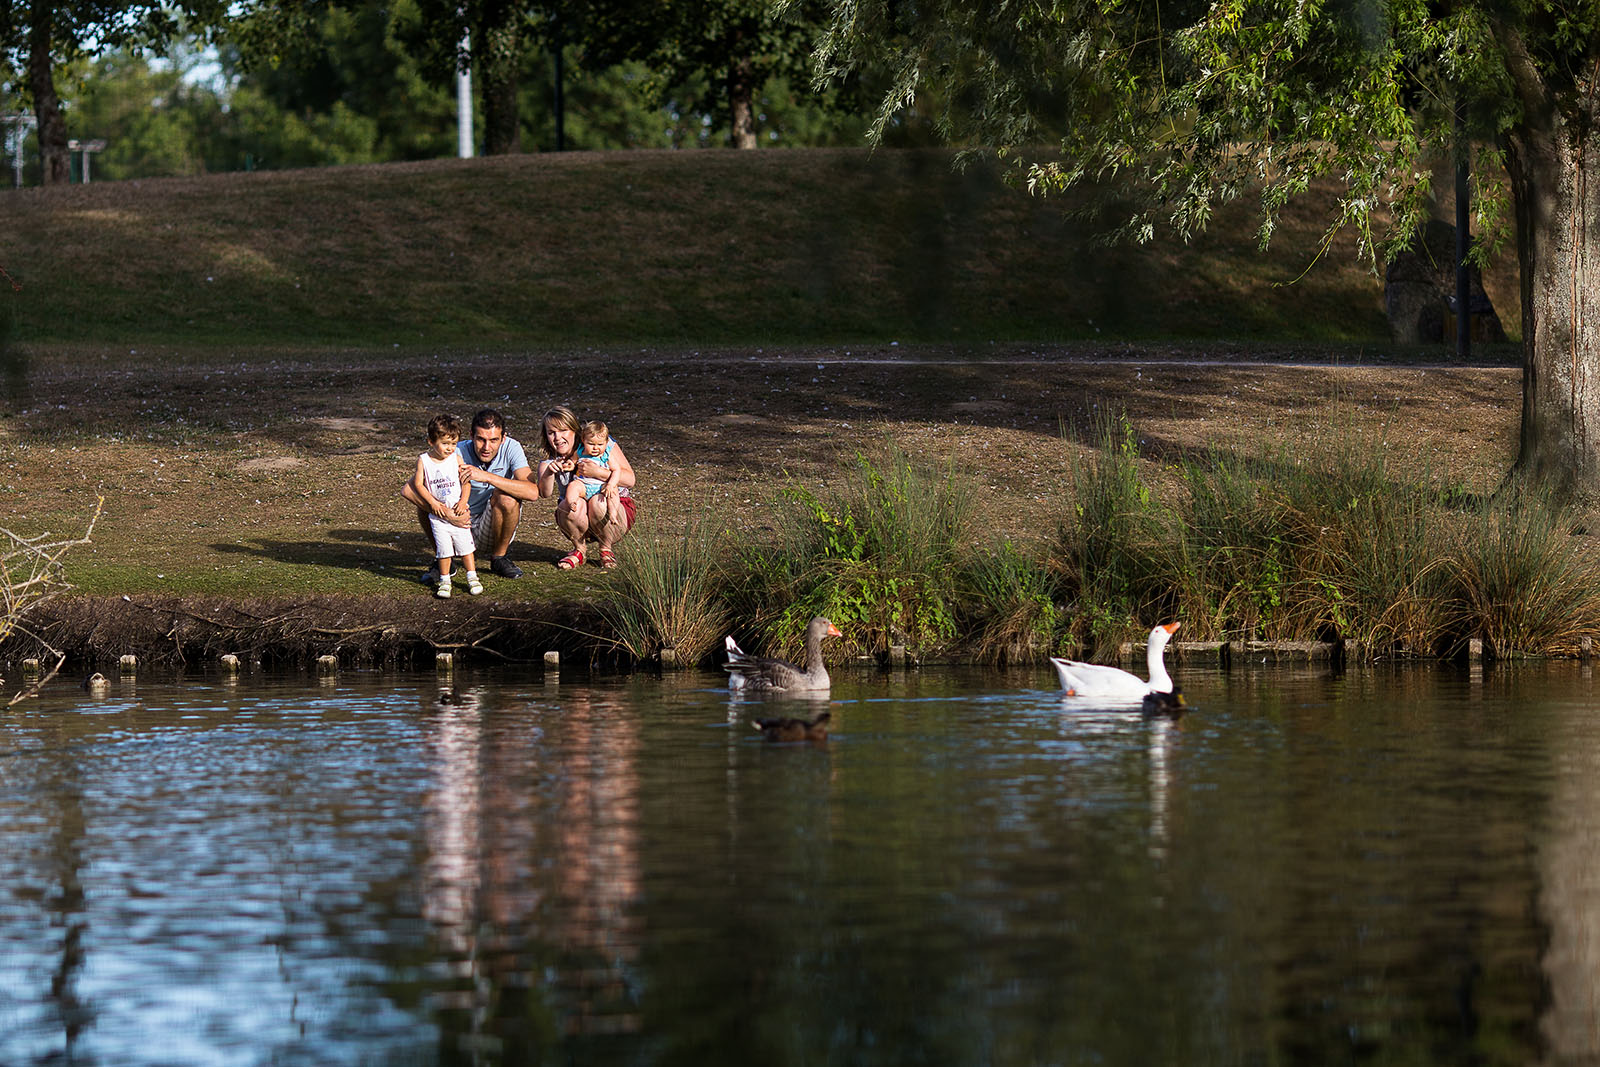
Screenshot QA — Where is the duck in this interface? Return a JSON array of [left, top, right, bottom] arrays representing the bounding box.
[[1141, 686, 1190, 718], [724, 616, 842, 692], [1051, 622, 1180, 699], [753, 711, 831, 742]]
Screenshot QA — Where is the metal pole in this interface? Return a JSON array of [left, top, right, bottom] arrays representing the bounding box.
[[1455, 102, 1471, 359], [554, 42, 565, 151], [457, 30, 474, 159]]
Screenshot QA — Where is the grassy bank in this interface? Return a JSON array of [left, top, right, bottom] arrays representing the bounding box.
[[0, 340, 1558, 671], [0, 148, 1515, 347]]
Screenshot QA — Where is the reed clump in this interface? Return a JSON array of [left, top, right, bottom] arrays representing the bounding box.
[[1447, 483, 1600, 657], [1041, 412, 1600, 658], [1048, 411, 1175, 656], [600, 522, 729, 666]]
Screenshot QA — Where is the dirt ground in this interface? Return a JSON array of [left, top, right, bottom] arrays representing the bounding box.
[[0, 340, 1524, 667]]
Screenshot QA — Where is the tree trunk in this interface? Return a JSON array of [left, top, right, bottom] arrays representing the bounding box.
[[480, 21, 521, 155], [726, 27, 758, 150], [27, 2, 69, 186], [1505, 50, 1600, 493]]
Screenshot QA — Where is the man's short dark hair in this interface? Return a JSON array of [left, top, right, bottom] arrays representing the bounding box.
[[472, 408, 505, 433]]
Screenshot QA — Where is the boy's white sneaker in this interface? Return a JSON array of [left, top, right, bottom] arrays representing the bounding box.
[[466, 575, 484, 596], [435, 579, 452, 599]]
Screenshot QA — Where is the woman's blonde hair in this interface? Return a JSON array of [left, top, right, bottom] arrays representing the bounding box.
[[541, 405, 581, 458]]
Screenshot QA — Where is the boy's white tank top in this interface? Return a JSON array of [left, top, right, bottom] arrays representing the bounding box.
[[422, 452, 461, 507]]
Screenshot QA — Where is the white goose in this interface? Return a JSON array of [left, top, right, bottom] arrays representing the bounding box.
[[1051, 622, 1180, 699]]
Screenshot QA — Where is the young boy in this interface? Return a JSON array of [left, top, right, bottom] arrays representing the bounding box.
[[562, 420, 622, 511], [411, 414, 484, 598]]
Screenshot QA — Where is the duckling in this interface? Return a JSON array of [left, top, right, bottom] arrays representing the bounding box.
[[753, 711, 831, 742], [1141, 687, 1190, 718]]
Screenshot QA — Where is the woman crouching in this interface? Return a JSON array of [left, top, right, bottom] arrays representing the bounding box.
[[470, 405, 636, 569]]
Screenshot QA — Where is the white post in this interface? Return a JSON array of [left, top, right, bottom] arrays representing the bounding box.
[[66, 138, 106, 184], [456, 30, 473, 159], [4, 114, 36, 188]]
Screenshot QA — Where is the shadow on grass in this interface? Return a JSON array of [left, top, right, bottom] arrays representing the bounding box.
[[0, 319, 28, 407], [213, 529, 572, 579]]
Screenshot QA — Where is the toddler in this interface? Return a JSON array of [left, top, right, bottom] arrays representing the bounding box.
[[562, 420, 622, 510], [411, 413, 484, 598]]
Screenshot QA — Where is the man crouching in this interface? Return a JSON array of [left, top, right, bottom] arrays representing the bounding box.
[[399, 407, 532, 582]]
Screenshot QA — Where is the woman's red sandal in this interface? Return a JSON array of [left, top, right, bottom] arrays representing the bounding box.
[[598, 548, 618, 569], [556, 550, 584, 570]]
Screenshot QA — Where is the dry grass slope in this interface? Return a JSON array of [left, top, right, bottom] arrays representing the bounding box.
[[0, 148, 1519, 346]]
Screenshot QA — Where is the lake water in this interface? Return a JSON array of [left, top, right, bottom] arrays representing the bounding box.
[[2, 661, 1597, 1065]]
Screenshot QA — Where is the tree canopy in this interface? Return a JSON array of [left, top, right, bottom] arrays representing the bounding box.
[[811, 0, 1600, 488]]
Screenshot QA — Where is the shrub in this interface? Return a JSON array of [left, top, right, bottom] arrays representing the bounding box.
[[735, 445, 971, 660]]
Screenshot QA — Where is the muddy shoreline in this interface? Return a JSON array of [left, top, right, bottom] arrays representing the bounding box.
[[8, 595, 611, 674], [7, 595, 1437, 682]]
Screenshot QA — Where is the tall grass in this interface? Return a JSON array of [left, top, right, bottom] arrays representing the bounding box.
[[1448, 484, 1600, 656], [1042, 412, 1600, 659], [1050, 411, 1176, 653], [600, 523, 729, 666], [732, 446, 971, 660]]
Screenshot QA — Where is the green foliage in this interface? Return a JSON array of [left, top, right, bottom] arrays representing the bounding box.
[[808, 0, 1561, 270], [736, 446, 970, 660]]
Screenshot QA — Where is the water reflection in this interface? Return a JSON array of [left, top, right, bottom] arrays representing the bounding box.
[[1539, 665, 1600, 1061], [418, 685, 643, 1059]]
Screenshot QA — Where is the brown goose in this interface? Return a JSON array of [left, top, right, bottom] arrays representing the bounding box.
[[753, 711, 832, 742], [724, 616, 842, 692]]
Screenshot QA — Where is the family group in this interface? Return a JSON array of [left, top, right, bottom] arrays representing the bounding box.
[[401, 406, 637, 598]]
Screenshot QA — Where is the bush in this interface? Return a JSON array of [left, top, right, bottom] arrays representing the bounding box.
[[734, 445, 971, 660]]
